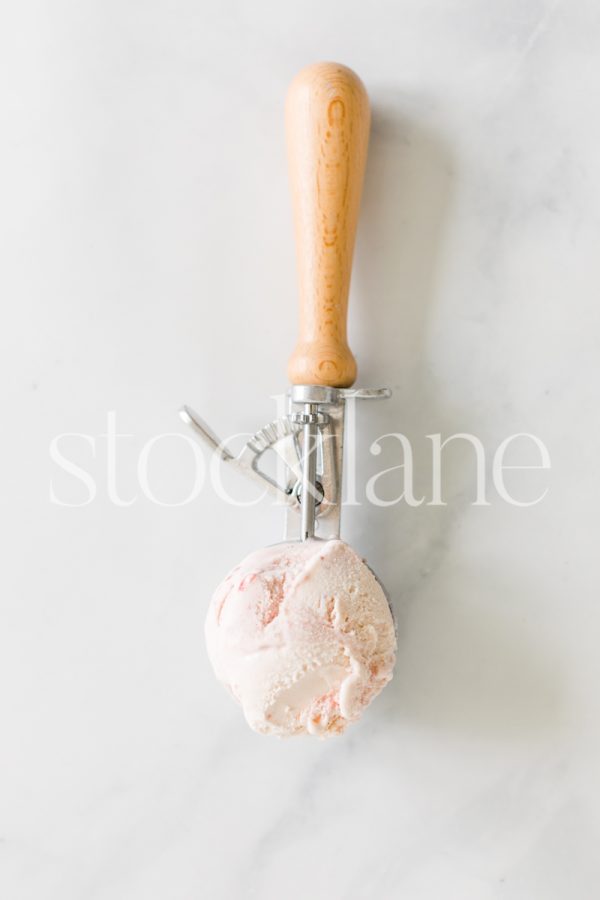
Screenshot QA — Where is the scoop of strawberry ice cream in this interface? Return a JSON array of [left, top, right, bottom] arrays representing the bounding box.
[[205, 538, 396, 737]]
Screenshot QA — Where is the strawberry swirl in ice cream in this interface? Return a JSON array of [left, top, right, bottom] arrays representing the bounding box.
[[205, 539, 396, 737]]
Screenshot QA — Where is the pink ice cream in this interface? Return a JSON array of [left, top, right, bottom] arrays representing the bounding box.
[[205, 539, 396, 737]]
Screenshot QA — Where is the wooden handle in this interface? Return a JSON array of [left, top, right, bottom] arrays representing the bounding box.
[[286, 62, 370, 388]]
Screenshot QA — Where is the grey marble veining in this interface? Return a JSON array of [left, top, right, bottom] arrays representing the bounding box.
[[1, 0, 599, 897]]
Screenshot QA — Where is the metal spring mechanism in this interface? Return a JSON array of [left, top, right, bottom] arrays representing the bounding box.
[[180, 386, 391, 543], [298, 403, 318, 540], [290, 400, 329, 540], [289, 386, 336, 540]]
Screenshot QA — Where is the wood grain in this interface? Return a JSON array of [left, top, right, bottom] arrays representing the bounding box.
[[286, 62, 370, 388]]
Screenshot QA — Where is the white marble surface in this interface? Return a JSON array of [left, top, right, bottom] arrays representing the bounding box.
[[2, 1, 600, 897]]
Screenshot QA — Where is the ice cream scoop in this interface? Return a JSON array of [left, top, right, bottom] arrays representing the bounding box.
[[206, 539, 396, 737], [182, 62, 395, 737]]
